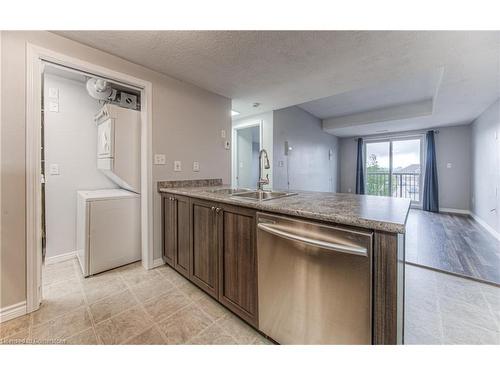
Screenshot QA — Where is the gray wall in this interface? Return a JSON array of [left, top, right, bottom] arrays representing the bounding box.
[[1, 31, 231, 309], [273, 106, 339, 192], [44, 73, 118, 259], [338, 124, 472, 211], [471, 99, 500, 234]]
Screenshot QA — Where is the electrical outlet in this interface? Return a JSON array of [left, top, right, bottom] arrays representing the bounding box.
[[193, 161, 200, 172], [278, 161, 284, 167], [221, 129, 226, 138], [48, 101, 59, 112], [154, 154, 166, 165], [348, 188, 352, 193], [174, 161, 182, 172], [49, 164, 59, 175], [446, 162, 452, 169], [48, 87, 59, 99]]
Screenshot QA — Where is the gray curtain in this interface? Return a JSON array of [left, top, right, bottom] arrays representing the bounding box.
[[355, 138, 365, 194], [423, 130, 439, 212]]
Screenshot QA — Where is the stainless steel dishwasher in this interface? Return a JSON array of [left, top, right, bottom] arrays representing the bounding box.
[[257, 212, 373, 344]]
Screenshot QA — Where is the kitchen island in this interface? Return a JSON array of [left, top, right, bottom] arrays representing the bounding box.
[[158, 179, 411, 345]]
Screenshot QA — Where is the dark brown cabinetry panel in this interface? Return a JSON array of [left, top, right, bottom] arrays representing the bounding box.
[[190, 199, 218, 298], [162, 194, 191, 277], [373, 231, 404, 345], [174, 195, 191, 277], [162, 195, 176, 267], [217, 204, 258, 327]]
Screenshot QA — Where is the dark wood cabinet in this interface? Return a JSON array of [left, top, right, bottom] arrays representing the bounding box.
[[162, 195, 258, 327], [162, 195, 176, 267], [217, 204, 258, 327], [162, 194, 191, 277], [190, 199, 219, 298]]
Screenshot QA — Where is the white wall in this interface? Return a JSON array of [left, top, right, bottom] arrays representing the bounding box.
[[338, 124, 472, 211], [232, 111, 273, 189], [1, 31, 231, 309], [471, 99, 500, 235], [273, 106, 339, 192], [43, 73, 118, 259]]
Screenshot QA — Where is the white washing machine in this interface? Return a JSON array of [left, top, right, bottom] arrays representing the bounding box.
[[76, 189, 141, 277]]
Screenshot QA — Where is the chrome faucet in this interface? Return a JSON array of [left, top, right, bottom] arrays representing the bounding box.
[[258, 149, 271, 191]]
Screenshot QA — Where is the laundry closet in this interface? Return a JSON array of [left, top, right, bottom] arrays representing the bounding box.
[[42, 64, 142, 278]]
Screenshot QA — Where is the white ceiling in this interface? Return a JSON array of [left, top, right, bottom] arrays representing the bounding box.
[[55, 31, 500, 137]]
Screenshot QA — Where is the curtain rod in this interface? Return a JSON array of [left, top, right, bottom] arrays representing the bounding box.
[[358, 129, 440, 141]]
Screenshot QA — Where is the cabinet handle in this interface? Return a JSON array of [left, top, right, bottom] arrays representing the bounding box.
[[216, 207, 222, 214], [211, 206, 215, 211]]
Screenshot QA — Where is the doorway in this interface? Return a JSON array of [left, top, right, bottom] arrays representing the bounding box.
[[232, 123, 262, 189], [364, 137, 423, 203], [26, 44, 153, 314]]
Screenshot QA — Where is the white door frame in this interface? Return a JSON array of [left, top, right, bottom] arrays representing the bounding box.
[[26, 43, 154, 313], [231, 120, 263, 188]]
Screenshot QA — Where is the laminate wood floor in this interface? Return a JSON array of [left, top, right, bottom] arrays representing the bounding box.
[[406, 209, 500, 285]]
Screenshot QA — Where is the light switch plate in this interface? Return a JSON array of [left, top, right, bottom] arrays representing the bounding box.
[[174, 161, 182, 172], [278, 161, 284, 167], [49, 164, 59, 175], [48, 101, 59, 112], [154, 154, 166, 165], [48, 88, 59, 99], [221, 129, 226, 138], [193, 161, 200, 172]]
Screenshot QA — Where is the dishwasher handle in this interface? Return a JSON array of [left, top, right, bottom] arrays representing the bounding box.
[[257, 222, 368, 257]]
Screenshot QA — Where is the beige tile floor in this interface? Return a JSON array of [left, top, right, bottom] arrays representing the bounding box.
[[0, 259, 271, 345], [1, 259, 498, 345], [404, 265, 500, 344]]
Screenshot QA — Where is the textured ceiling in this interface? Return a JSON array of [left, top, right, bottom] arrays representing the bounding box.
[[54, 31, 500, 136]]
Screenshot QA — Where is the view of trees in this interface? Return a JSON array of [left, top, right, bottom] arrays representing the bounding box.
[[366, 154, 390, 196]]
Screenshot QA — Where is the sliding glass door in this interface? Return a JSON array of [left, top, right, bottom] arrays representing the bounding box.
[[365, 137, 422, 202]]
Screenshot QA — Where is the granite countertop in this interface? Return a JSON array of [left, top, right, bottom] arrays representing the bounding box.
[[158, 180, 411, 233]]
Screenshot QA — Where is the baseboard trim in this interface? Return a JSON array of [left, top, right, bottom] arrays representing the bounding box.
[[44, 251, 77, 265], [152, 258, 165, 268], [439, 207, 471, 215], [0, 301, 27, 323], [470, 212, 500, 242]]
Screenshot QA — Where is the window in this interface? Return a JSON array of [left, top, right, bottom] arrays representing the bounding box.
[[365, 137, 423, 202]]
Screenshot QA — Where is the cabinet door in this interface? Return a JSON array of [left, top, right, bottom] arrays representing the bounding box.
[[162, 195, 176, 267], [190, 199, 218, 298], [174, 195, 190, 277], [217, 204, 258, 327]]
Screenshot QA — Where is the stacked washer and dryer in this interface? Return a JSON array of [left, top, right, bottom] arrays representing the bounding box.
[[76, 101, 142, 277]]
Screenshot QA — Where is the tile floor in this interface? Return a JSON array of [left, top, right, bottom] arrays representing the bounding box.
[[1, 259, 499, 344], [404, 265, 500, 344], [0, 260, 271, 345]]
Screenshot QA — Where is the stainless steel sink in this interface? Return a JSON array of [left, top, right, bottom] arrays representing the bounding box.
[[207, 188, 252, 194], [230, 190, 297, 201]]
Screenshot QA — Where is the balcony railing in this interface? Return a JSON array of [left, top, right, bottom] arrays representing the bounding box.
[[366, 172, 420, 201]]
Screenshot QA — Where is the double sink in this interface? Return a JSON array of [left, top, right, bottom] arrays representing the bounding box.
[[208, 188, 297, 201]]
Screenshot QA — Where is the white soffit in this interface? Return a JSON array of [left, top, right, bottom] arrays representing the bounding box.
[[323, 99, 434, 130]]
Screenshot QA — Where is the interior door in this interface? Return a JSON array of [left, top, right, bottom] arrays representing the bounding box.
[[236, 126, 260, 189]]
